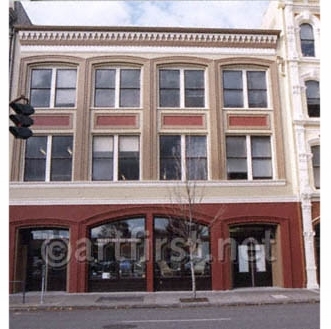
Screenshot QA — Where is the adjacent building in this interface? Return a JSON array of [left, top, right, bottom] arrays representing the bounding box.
[[263, 0, 320, 288], [9, 0, 319, 293]]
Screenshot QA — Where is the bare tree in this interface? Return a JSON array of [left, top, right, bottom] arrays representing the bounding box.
[[166, 179, 224, 299]]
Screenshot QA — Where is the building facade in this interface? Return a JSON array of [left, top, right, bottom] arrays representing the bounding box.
[[9, 2, 315, 293]]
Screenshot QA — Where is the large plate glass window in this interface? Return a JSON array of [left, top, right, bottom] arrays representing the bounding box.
[[154, 217, 211, 291], [30, 68, 77, 108], [89, 218, 146, 292], [24, 135, 73, 182]]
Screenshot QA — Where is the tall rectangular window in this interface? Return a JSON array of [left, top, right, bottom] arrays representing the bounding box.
[[159, 68, 205, 108], [24, 136, 73, 181], [226, 136, 247, 179], [251, 136, 272, 179], [30, 68, 77, 108], [226, 136, 273, 180], [305, 80, 320, 118], [160, 135, 207, 180], [311, 145, 320, 189], [223, 70, 267, 108], [118, 136, 140, 180], [160, 135, 181, 180], [92, 136, 114, 181], [186, 136, 207, 180], [92, 135, 140, 181], [94, 68, 141, 108]]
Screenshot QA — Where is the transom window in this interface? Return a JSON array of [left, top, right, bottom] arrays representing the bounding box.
[[30, 68, 77, 108], [311, 145, 320, 189], [159, 69, 205, 108], [92, 135, 140, 181], [222, 69, 268, 108], [159, 135, 207, 181], [305, 80, 320, 117], [94, 68, 141, 108], [24, 135, 73, 181], [226, 136, 273, 180], [300, 23, 315, 57]]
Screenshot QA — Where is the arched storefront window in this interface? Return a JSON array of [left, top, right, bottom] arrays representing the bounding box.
[[154, 217, 211, 291], [88, 217, 146, 292]]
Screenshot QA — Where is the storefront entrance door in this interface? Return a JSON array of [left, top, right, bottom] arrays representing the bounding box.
[[20, 228, 69, 292], [230, 225, 275, 288]]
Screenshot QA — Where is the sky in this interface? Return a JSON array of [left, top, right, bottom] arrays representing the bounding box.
[[20, 0, 271, 29]]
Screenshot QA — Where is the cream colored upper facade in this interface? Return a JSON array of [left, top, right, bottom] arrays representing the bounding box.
[[9, 25, 300, 207]]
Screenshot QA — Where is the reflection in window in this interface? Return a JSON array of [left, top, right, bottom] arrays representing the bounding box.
[[92, 135, 140, 181], [89, 218, 146, 280], [311, 145, 320, 189], [160, 135, 207, 180], [30, 68, 77, 108], [154, 217, 211, 278], [94, 68, 140, 108], [24, 136, 73, 181], [226, 136, 272, 180], [159, 69, 205, 108], [305, 80, 320, 117], [300, 23, 315, 57], [223, 70, 267, 108]]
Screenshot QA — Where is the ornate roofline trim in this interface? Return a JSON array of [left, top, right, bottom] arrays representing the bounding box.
[[18, 28, 279, 49]]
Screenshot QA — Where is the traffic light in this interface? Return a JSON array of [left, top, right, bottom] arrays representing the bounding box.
[[9, 97, 35, 139]]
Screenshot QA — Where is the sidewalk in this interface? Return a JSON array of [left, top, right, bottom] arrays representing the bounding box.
[[9, 287, 320, 311]]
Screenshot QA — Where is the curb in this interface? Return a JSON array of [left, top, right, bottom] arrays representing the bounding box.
[[10, 298, 320, 312]]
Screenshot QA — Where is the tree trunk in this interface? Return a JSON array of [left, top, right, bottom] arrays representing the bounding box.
[[189, 248, 196, 299]]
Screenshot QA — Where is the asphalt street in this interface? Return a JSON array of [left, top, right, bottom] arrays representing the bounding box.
[[10, 303, 319, 329]]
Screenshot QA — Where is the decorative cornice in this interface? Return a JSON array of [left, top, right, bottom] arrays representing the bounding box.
[[17, 27, 279, 49]]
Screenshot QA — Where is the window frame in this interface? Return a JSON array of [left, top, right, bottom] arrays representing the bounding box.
[[24, 135, 73, 182], [93, 67, 142, 109], [92, 135, 140, 181], [226, 135, 274, 180], [29, 67, 77, 109], [158, 67, 207, 109], [222, 68, 270, 109], [159, 134, 208, 181]]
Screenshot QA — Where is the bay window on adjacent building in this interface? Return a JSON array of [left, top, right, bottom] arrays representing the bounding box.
[[30, 68, 77, 108], [92, 135, 140, 181], [159, 135, 207, 180], [24, 135, 73, 181], [159, 69, 205, 108], [305, 80, 320, 118], [94, 68, 141, 108], [226, 136, 273, 180], [222, 69, 268, 108], [300, 23, 315, 57]]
